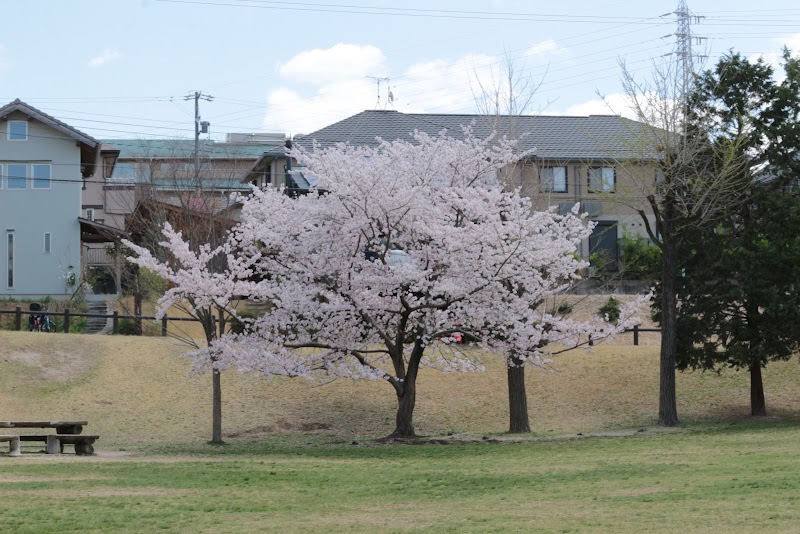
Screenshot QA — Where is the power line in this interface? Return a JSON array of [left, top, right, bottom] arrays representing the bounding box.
[[155, 0, 672, 23]]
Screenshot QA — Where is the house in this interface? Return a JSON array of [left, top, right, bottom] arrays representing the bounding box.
[[78, 134, 286, 277], [94, 134, 287, 227], [283, 110, 661, 266], [0, 99, 121, 299]]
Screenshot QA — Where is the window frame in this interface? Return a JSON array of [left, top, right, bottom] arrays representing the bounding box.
[[588, 166, 616, 193], [6, 231, 14, 289], [7, 120, 28, 141], [6, 163, 27, 190], [540, 166, 568, 193], [32, 164, 51, 190], [43, 232, 52, 254]]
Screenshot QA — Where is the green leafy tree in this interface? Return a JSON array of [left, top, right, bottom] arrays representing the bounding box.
[[673, 50, 800, 417], [676, 190, 800, 415]]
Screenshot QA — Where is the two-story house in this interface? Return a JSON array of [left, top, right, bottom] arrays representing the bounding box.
[[78, 134, 286, 278], [0, 99, 123, 299], [285, 110, 660, 267]]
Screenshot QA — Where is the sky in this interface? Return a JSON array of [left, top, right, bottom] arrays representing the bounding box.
[[1, 0, 800, 141]]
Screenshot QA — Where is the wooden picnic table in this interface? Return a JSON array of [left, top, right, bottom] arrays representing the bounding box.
[[0, 420, 87, 435], [0, 421, 97, 455]]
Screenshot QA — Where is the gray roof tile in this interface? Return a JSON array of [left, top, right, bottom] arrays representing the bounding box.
[[295, 110, 660, 161]]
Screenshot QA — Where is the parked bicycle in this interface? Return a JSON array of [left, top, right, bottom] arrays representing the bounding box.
[[28, 303, 57, 333]]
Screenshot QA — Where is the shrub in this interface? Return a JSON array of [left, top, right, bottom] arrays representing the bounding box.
[[620, 233, 661, 281], [556, 302, 573, 315], [598, 297, 621, 323], [118, 317, 161, 336], [229, 309, 260, 335]]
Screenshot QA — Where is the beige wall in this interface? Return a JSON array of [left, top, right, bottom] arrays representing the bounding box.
[[504, 159, 659, 257]]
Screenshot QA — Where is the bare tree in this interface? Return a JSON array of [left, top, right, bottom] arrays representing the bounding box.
[[613, 58, 751, 426]]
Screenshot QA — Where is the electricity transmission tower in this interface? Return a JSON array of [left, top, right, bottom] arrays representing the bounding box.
[[668, 0, 706, 142]]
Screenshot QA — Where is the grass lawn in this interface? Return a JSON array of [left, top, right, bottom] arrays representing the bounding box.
[[2, 330, 800, 532], [1, 420, 800, 532]]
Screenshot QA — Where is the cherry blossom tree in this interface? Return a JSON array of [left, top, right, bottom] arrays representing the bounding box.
[[123, 224, 276, 443], [198, 129, 643, 438]]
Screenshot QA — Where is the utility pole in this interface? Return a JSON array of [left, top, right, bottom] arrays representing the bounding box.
[[184, 91, 213, 183]]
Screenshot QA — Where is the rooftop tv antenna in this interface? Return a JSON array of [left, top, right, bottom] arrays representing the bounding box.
[[367, 76, 390, 108]]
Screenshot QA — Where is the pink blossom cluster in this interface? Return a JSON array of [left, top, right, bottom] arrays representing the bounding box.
[[127, 127, 647, 386]]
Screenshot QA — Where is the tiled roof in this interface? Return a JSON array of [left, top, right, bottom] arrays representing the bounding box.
[[101, 138, 283, 160], [294, 110, 661, 161]]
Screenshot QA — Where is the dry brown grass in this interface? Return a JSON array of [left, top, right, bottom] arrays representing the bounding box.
[[2, 323, 799, 449]]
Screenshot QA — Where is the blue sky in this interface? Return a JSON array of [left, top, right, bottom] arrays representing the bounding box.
[[1, 0, 799, 140]]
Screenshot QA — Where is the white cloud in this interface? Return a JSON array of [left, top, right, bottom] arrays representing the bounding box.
[[278, 43, 386, 84], [264, 46, 493, 134], [263, 43, 574, 134], [263, 79, 378, 135], [401, 53, 499, 114], [525, 39, 562, 58], [747, 33, 800, 78], [88, 49, 122, 68], [559, 93, 639, 119]]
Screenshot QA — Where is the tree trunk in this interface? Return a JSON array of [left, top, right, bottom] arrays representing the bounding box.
[[391, 379, 417, 438], [133, 266, 143, 336], [507, 357, 531, 433], [750, 363, 767, 416], [658, 239, 680, 426], [209, 311, 223, 444], [211, 368, 223, 443]]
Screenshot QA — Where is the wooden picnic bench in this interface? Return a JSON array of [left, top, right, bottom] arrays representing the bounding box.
[[0, 421, 97, 455]]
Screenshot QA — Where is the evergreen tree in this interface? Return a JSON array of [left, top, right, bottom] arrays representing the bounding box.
[[675, 50, 800, 416]]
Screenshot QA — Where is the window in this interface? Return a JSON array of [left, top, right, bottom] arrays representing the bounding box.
[[7, 164, 26, 190], [110, 162, 148, 183], [103, 156, 116, 179], [540, 166, 567, 193], [32, 164, 51, 189], [43, 233, 51, 254], [85, 208, 95, 221], [8, 120, 28, 141], [161, 162, 191, 176], [588, 167, 615, 193], [6, 232, 14, 288]]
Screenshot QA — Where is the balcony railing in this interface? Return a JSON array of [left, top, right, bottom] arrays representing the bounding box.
[[84, 247, 115, 266]]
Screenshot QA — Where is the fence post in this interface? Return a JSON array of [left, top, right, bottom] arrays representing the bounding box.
[[15, 307, 21, 331], [162, 315, 168, 337], [633, 324, 639, 346], [112, 311, 119, 335], [63, 309, 70, 334], [588, 334, 593, 346]]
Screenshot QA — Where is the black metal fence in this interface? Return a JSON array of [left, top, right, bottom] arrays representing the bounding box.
[[0, 307, 199, 336], [0, 307, 661, 345]]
